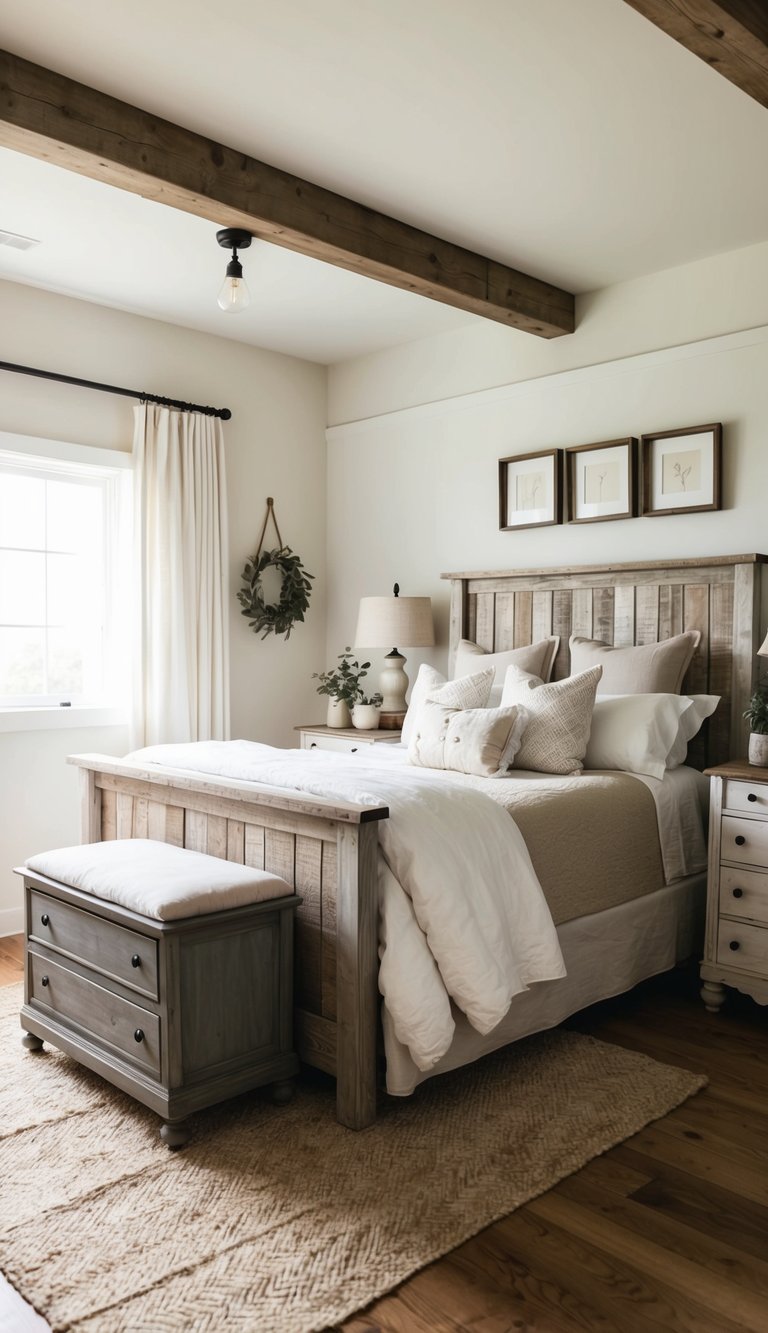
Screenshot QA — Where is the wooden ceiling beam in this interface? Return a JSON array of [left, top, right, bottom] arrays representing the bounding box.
[[622, 1, 768, 109], [0, 50, 574, 339]]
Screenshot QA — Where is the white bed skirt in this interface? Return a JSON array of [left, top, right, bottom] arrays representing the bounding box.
[[383, 873, 706, 1096]]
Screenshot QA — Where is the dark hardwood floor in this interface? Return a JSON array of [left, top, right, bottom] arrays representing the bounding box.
[[3, 937, 767, 1332]]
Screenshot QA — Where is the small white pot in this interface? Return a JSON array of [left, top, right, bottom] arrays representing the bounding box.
[[326, 698, 351, 729], [749, 732, 768, 766], [352, 703, 381, 731]]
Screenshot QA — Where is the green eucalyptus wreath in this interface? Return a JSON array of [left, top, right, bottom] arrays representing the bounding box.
[[237, 546, 314, 640]]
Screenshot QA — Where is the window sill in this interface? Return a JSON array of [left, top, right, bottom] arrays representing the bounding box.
[[0, 706, 129, 734]]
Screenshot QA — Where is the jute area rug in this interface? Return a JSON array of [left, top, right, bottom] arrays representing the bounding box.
[[0, 984, 705, 1333]]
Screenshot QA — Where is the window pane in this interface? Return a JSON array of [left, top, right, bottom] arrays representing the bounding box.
[[0, 473, 45, 550], [0, 628, 45, 695], [46, 480, 102, 554], [47, 552, 102, 630], [0, 550, 46, 624], [47, 627, 85, 696]]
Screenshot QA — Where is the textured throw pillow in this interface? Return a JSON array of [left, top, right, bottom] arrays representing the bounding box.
[[402, 663, 494, 746], [584, 693, 720, 780], [454, 637, 560, 705], [502, 665, 603, 775], [569, 631, 700, 696], [408, 699, 529, 777]]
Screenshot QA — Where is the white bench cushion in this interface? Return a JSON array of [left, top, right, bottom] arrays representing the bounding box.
[[25, 839, 293, 921]]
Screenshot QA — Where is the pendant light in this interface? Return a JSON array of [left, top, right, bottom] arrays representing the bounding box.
[[216, 228, 252, 313]]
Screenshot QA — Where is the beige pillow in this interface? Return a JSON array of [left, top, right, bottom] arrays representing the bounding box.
[[408, 700, 529, 777], [502, 665, 602, 775], [402, 664, 494, 746], [454, 638, 560, 704], [569, 631, 700, 696]]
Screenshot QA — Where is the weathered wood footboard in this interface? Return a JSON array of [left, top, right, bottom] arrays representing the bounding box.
[[69, 754, 388, 1129]]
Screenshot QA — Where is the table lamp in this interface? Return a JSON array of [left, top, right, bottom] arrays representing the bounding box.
[[354, 584, 435, 729]]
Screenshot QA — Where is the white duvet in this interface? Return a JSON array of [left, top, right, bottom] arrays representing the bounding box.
[[127, 740, 566, 1072]]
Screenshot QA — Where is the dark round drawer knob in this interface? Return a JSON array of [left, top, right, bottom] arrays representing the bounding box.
[[735, 835, 746, 846], [733, 887, 744, 899], [748, 793, 758, 802], [131, 954, 141, 968], [134, 1028, 145, 1043], [40, 913, 50, 927], [310, 742, 317, 748], [351, 747, 358, 753], [729, 940, 741, 951], [41, 975, 49, 987]]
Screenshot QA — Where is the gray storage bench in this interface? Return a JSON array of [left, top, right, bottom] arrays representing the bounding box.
[[16, 838, 300, 1147]]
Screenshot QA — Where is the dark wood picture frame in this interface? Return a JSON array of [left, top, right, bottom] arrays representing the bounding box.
[[640, 423, 722, 517], [498, 448, 562, 532], [565, 437, 637, 524]]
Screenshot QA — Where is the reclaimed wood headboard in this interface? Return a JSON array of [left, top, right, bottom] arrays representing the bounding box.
[[442, 554, 768, 768]]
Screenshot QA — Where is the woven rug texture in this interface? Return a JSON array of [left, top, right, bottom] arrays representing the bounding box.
[[0, 983, 705, 1332]]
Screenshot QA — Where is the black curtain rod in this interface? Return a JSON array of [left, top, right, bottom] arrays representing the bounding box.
[[0, 360, 232, 421]]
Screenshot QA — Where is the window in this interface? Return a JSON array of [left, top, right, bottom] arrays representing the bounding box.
[[0, 437, 131, 711]]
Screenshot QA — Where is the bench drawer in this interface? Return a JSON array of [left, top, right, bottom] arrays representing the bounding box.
[[28, 952, 161, 1077], [716, 919, 768, 975], [723, 781, 768, 818], [29, 889, 158, 1000], [720, 817, 768, 870]]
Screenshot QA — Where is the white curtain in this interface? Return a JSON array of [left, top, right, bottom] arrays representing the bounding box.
[[132, 403, 230, 747]]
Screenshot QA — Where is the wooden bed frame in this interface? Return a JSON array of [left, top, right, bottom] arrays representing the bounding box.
[[70, 553, 766, 1129]]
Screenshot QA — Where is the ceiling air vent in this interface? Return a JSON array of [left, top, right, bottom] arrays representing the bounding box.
[[0, 229, 41, 251]]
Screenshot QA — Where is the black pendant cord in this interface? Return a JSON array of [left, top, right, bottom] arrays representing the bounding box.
[[0, 359, 232, 421]]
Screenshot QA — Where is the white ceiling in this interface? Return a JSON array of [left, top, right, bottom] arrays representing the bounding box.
[[1, 0, 768, 364]]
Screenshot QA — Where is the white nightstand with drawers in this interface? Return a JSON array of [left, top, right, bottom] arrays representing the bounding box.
[[701, 760, 768, 1012], [295, 724, 402, 755]]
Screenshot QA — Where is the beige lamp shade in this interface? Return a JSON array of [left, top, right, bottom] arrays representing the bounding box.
[[759, 632, 768, 658], [354, 596, 435, 649]]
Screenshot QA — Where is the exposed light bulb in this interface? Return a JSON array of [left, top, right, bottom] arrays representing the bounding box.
[[217, 273, 251, 313], [217, 250, 251, 313]]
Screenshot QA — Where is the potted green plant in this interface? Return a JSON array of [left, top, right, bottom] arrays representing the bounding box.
[[312, 649, 371, 729], [745, 680, 768, 766], [352, 691, 383, 731]]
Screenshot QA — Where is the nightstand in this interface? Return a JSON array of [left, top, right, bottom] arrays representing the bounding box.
[[701, 760, 768, 1013], [295, 724, 402, 755]]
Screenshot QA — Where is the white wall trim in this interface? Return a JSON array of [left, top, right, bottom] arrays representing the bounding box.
[[0, 708, 129, 735], [0, 905, 23, 938], [0, 428, 132, 468], [326, 322, 768, 441]]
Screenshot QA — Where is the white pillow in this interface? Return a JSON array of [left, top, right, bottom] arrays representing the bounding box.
[[502, 666, 602, 775], [584, 693, 720, 779], [454, 638, 560, 706], [408, 700, 529, 777], [401, 663, 494, 746]]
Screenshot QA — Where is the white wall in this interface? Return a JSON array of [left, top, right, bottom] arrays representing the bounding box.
[[326, 247, 768, 689], [0, 278, 327, 929]]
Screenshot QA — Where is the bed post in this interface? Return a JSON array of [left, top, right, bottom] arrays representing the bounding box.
[[335, 820, 379, 1130]]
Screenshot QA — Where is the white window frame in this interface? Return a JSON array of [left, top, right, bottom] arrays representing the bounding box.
[[0, 430, 131, 732]]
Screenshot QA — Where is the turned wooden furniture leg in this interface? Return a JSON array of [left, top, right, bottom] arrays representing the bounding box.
[[701, 979, 727, 1013], [21, 1032, 44, 1052], [335, 822, 379, 1130], [160, 1120, 190, 1149], [269, 1078, 295, 1105]]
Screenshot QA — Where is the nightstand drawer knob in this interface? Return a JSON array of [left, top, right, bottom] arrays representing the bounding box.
[[40, 913, 50, 927], [733, 887, 744, 899], [351, 747, 358, 753], [310, 742, 317, 748], [41, 975, 49, 987], [748, 793, 758, 802], [729, 940, 741, 951], [131, 954, 141, 968], [134, 1028, 145, 1043], [735, 835, 746, 846]]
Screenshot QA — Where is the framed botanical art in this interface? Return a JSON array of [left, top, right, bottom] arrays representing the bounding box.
[[565, 437, 637, 523], [641, 423, 722, 517], [499, 448, 562, 531]]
